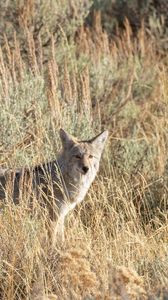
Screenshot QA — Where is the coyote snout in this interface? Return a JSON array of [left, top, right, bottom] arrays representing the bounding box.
[[75, 154, 91, 175], [81, 166, 89, 174], [0, 128, 108, 245]]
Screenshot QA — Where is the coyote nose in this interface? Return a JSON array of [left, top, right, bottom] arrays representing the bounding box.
[[82, 166, 89, 174]]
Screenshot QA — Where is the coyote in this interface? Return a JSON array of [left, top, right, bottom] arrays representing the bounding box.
[[0, 129, 108, 244]]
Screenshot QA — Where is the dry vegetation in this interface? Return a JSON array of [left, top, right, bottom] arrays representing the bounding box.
[[0, 1, 168, 299]]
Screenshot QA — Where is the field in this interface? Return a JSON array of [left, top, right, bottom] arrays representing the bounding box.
[[0, 1, 168, 299]]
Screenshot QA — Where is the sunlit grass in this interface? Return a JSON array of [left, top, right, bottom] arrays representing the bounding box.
[[0, 7, 168, 299]]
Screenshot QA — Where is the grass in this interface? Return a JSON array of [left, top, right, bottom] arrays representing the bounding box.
[[0, 4, 168, 299]]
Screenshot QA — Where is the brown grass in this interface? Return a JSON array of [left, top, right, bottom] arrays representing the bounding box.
[[0, 9, 168, 300]]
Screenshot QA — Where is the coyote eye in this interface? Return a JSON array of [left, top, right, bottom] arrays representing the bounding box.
[[75, 154, 81, 159], [89, 155, 93, 159]]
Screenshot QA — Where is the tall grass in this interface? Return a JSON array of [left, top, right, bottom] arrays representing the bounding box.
[[0, 6, 168, 300]]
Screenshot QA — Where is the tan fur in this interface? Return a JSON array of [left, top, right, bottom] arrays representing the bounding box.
[[0, 129, 108, 245]]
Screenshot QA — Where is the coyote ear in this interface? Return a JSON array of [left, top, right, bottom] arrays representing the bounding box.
[[59, 128, 75, 149], [90, 130, 108, 155]]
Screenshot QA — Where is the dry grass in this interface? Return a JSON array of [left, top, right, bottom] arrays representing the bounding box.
[[0, 7, 168, 300]]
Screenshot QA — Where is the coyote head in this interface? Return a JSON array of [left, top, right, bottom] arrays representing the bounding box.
[[59, 128, 108, 183]]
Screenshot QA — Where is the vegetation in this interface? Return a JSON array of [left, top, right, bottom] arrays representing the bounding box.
[[0, 1, 168, 299]]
